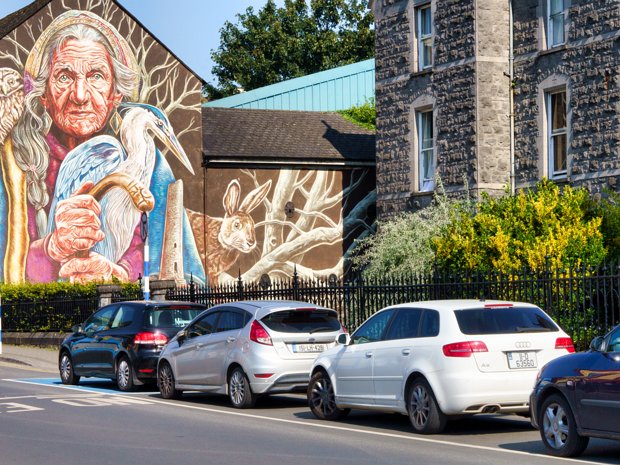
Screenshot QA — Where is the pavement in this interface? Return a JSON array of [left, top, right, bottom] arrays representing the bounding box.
[[0, 344, 58, 373]]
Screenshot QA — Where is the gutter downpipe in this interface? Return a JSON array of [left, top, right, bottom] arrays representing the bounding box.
[[509, 0, 515, 195]]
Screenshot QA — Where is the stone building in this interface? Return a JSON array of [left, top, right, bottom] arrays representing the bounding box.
[[370, 0, 619, 219]]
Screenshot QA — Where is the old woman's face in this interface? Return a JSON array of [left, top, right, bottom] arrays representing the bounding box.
[[41, 38, 122, 146]]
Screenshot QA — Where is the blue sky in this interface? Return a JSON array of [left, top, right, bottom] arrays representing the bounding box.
[[0, 0, 279, 84]]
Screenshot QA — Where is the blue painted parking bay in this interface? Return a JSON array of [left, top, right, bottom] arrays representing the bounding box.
[[15, 377, 158, 395]]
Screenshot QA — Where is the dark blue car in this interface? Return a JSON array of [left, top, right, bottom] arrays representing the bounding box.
[[59, 301, 205, 391], [530, 325, 620, 457]]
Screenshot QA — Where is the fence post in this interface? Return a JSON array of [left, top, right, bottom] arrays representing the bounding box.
[[97, 284, 121, 308], [190, 274, 196, 302], [292, 265, 300, 301], [357, 272, 365, 328], [150, 280, 176, 301], [237, 270, 244, 301]]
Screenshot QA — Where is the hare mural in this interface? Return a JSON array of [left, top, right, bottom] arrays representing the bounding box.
[[186, 179, 272, 285]]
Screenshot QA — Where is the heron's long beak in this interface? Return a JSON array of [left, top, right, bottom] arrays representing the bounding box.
[[157, 129, 195, 175]]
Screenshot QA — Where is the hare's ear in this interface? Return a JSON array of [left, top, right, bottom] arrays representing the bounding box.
[[239, 179, 272, 213], [223, 179, 241, 216]]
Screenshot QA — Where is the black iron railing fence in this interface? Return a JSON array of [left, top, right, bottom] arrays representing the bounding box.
[[4, 259, 620, 350]]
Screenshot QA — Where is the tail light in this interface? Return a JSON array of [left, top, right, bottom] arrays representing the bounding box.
[[341, 324, 348, 333], [134, 332, 168, 345], [250, 320, 272, 346], [555, 337, 575, 353], [442, 341, 488, 357]]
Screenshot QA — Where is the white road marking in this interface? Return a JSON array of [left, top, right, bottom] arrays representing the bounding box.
[[0, 402, 44, 413], [1, 379, 608, 465]]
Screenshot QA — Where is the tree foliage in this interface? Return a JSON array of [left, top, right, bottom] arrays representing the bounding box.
[[338, 99, 376, 130], [587, 189, 620, 261], [433, 180, 606, 273], [209, 0, 374, 97], [351, 182, 467, 278]]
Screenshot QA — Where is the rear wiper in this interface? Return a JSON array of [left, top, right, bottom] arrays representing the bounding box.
[[309, 327, 336, 334], [515, 326, 552, 333]]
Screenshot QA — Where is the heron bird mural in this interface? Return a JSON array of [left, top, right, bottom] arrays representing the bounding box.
[[47, 102, 195, 264]]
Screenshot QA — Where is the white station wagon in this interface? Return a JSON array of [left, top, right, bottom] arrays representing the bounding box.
[[307, 299, 574, 434]]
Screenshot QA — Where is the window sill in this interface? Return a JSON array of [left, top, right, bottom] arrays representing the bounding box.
[[538, 44, 567, 58], [410, 68, 432, 79]]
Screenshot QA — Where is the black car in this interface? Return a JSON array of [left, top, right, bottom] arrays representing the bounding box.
[[530, 325, 620, 457], [59, 301, 205, 391]]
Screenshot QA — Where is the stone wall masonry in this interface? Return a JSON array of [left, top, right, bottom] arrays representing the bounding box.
[[375, 7, 411, 82], [477, 61, 511, 186], [570, 0, 620, 40], [433, 63, 478, 190], [377, 0, 619, 218], [513, 1, 620, 193], [512, 0, 539, 57], [476, 0, 510, 58], [434, 0, 476, 66]]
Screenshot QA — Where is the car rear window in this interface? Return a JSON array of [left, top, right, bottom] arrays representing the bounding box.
[[260, 308, 341, 334], [144, 306, 204, 329], [454, 306, 559, 335]]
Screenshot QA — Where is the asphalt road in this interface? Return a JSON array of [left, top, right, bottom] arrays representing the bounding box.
[[1, 363, 619, 465]]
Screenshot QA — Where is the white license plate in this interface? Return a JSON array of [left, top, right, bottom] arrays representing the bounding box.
[[292, 343, 327, 353], [507, 351, 537, 369]]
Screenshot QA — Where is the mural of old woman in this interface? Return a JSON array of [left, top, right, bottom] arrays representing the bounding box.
[[0, 8, 205, 284]]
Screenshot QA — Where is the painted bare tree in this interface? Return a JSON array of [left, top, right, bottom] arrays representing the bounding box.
[[220, 168, 375, 282], [0, 0, 201, 147]]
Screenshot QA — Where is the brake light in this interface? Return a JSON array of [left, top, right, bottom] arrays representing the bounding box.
[[134, 332, 168, 345], [443, 341, 488, 357], [555, 337, 575, 353], [483, 303, 514, 308], [250, 320, 272, 346]]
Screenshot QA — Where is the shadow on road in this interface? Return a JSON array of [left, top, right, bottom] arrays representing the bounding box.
[[499, 438, 620, 464]]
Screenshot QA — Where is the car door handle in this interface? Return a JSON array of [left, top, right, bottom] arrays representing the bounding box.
[[196, 343, 204, 349], [402, 349, 411, 356], [365, 351, 373, 358], [226, 336, 236, 344]]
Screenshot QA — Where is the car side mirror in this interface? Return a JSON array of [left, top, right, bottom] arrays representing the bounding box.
[[176, 329, 187, 345], [337, 333, 351, 345], [71, 324, 83, 334], [590, 336, 604, 352]]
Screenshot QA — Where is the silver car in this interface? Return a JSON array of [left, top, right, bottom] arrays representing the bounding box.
[[157, 300, 344, 408]]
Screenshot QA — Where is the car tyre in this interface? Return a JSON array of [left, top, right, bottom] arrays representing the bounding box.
[[59, 352, 80, 385], [116, 356, 135, 392], [228, 367, 256, 409], [307, 371, 350, 421], [539, 394, 589, 457], [408, 378, 447, 434], [158, 362, 182, 399]]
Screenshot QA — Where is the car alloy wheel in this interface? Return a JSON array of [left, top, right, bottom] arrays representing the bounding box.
[[158, 362, 182, 399], [408, 379, 446, 434], [539, 394, 589, 457], [59, 352, 80, 385], [228, 367, 256, 409], [116, 356, 135, 392], [307, 371, 350, 421]]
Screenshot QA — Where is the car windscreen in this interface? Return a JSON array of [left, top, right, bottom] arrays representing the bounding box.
[[260, 309, 341, 334], [144, 306, 204, 329], [454, 306, 559, 335]]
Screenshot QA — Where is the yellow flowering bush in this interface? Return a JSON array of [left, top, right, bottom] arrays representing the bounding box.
[[433, 180, 606, 273]]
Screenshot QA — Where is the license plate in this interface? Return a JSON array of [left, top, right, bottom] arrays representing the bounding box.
[[507, 351, 537, 369], [292, 343, 327, 353]]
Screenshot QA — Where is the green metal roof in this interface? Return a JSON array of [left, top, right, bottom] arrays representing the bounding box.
[[204, 59, 375, 111]]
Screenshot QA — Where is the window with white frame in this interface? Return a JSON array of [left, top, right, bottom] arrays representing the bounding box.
[[416, 4, 432, 70], [547, 0, 566, 48], [418, 110, 435, 191], [547, 89, 567, 178]]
